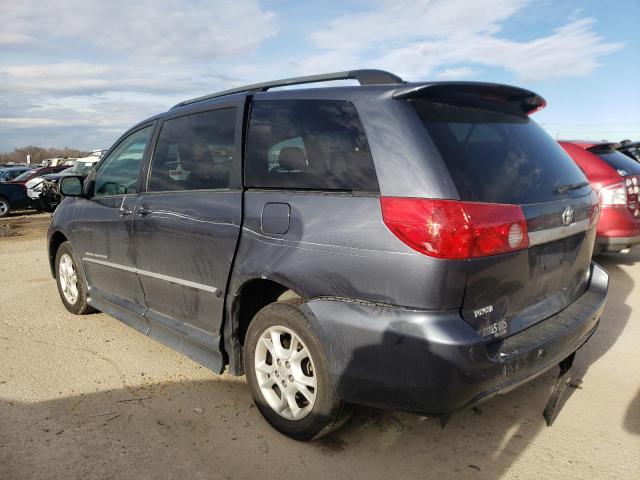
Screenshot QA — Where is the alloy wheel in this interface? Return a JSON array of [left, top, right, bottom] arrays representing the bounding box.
[[58, 253, 79, 304], [254, 325, 317, 421]]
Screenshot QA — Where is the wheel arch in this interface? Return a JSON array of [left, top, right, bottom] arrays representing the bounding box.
[[48, 231, 69, 277], [224, 277, 304, 375]]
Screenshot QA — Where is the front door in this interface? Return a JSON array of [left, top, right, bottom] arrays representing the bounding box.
[[73, 124, 154, 317], [132, 105, 243, 362]]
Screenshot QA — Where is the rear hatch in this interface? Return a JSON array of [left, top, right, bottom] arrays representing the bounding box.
[[407, 92, 599, 341]]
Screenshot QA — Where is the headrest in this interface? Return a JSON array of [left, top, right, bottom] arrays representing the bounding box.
[[178, 144, 196, 165], [278, 147, 307, 171]]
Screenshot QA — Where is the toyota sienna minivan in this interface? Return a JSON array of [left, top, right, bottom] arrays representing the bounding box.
[[49, 70, 608, 440]]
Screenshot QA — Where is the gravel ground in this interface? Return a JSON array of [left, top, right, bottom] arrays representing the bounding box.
[[0, 213, 638, 479]]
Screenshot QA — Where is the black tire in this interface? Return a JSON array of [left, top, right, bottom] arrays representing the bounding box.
[[244, 299, 352, 440], [592, 243, 603, 257], [0, 197, 10, 218], [54, 241, 95, 315]]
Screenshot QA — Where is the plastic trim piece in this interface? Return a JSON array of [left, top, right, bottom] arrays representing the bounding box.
[[528, 218, 591, 246], [82, 257, 220, 294]]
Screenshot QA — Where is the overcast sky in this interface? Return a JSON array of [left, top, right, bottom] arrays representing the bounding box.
[[0, 0, 638, 152]]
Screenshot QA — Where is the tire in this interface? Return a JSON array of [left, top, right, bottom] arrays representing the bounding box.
[[244, 299, 352, 440], [0, 197, 10, 218], [592, 243, 603, 257], [54, 241, 94, 315]]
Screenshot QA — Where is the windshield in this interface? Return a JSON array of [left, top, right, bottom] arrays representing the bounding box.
[[410, 100, 590, 204], [620, 145, 640, 162]]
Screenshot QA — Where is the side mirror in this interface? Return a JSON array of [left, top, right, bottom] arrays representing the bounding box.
[[59, 176, 84, 197]]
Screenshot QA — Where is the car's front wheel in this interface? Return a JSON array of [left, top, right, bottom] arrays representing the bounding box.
[[244, 299, 352, 440], [0, 197, 10, 218], [55, 241, 94, 315]]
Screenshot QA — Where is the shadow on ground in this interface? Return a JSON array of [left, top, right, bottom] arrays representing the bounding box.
[[0, 373, 562, 480], [556, 250, 637, 412], [0, 250, 636, 480]]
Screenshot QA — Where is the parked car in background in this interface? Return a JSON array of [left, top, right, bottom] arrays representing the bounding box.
[[618, 140, 640, 162], [30, 157, 101, 211], [0, 166, 31, 183], [559, 140, 640, 254], [49, 70, 607, 439], [10, 164, 69, 186], [0, 182, 29, 218]]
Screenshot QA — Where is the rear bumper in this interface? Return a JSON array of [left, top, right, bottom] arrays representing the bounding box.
[[597, 235, 640, 252], [302, 262, 608, 415], [597, 207, 640, 251]]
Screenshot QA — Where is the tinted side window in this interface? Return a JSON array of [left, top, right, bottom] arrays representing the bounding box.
[[411, 100, 589, 204], [245, 100, 378, 192], [148, 108, 236, 192], [94, 126, 152, 197]]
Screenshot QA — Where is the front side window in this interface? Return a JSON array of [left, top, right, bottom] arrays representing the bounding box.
[[148, 108, 237, 192], [94, 126, 152, 197], [245, 100, 378, 192]]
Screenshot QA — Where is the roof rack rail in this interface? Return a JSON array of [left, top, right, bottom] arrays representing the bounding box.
[[171, 69, 404, 109]]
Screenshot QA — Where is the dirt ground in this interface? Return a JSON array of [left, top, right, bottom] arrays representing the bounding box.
[[0, 212, 638, 480]]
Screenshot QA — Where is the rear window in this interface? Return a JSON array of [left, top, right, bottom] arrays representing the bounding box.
[[245, 99, 378, 192], [410, 100, 589, 204], [591, 150, 640, 175]]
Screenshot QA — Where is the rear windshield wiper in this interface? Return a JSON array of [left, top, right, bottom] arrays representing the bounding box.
[[553, 181, 590, 194]]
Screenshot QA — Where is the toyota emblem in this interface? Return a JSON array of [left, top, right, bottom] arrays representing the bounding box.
[[562, 206, 575, 226]]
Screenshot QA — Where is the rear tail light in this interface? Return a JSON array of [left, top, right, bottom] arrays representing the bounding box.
[[599, 182, 627, 206], [624, 177, 640, 217], [600, 179, 640, 217], [380, 197, 529, 259]]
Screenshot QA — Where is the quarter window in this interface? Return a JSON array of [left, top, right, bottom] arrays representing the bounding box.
[[245, 100, 378, 192], [148, 108, 237, 192], [94, 126, 152, 197]]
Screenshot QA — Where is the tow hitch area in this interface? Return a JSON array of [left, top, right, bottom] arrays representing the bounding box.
[[543, 353, 576, 426]]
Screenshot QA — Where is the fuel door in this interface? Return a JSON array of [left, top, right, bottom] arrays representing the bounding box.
[[261, 202, 290, 234]]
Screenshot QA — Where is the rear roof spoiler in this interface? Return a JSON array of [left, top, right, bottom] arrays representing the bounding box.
[[393, 82, 546, 114]]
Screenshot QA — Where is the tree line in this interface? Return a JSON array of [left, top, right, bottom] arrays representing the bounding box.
[[0, 146, 90, 164]]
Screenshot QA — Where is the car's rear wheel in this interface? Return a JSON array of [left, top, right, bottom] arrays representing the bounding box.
[[244, 299, 352, 440], [0, 197, 10, 218], [55, 241, 94, 315]]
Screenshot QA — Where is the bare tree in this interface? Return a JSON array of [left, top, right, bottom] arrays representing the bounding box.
[[0, 146, 90, 164]]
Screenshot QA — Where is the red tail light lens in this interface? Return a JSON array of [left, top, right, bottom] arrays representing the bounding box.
[[380, 197, 529, 259]]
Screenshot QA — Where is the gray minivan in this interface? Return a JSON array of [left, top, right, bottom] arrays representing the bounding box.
[[49, 70, 608, 440]]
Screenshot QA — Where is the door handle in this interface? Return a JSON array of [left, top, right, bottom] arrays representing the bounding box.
[[135, 206, 152, 216], [119, 206, 132, 216]]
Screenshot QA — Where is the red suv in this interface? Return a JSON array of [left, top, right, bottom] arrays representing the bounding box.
[[559, 141, 640, 254]]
